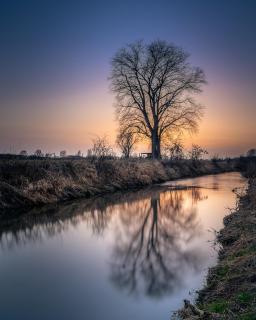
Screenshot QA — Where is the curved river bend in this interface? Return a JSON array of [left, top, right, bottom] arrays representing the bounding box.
[[0, 172, 246, 320]]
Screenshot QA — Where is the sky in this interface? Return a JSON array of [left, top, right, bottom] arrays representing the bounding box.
[[0, 0, 255, 157]]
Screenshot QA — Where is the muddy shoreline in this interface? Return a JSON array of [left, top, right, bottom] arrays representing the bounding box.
[[176, 177, 256, 319]]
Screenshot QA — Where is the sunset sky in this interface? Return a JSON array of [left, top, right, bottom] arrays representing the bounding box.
[[0, 0, 255, 157]]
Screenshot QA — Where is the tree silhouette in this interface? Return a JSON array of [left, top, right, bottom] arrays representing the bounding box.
[[116, 128, 138, 158], [110, 40, 206, 159], [0, 185, 208, 298], [110, 188, 207, 297]]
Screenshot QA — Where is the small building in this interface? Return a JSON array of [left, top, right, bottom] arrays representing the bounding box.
[[139, 152, 152, 159]]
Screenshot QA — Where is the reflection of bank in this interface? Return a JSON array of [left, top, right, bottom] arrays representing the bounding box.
[[0, 185, 204, 247], [110, 188, 208, 298], [0, 185, 209, 299]]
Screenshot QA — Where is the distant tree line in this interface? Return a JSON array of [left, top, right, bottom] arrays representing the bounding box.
[[17, 149, 83, 159], [2, 141, 255, 162], [15, 138, 211, 161]]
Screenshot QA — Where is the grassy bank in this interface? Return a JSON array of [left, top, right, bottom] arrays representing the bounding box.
[[0, 158, 236, 211], [176, 177, 256, 319]]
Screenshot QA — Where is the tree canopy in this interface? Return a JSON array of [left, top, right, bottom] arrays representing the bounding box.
[[110, 40, 206, 159]]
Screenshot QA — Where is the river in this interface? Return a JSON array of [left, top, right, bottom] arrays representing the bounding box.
[[0, 172, 246, 320]]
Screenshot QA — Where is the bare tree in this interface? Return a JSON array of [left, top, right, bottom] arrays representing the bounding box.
[[189, 144, 208, 161], [110, 40, 206, 159], [19, 150, 28, 156], [76, 150, 82, 157], [91, 135, 114, 158], [116, 128, 138, 158], [34, 149, 43, 157], [168, 141, 185, 160], [162, 135, 185, 160], [45, 152, 55, 158], [247, 148, 256, 157], [87, 149, 93, 158], [60, 150, 67, 157]]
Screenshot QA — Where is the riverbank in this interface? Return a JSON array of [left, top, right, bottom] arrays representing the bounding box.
[[0, 158, 237, 211], [176, 177, 256, 319]]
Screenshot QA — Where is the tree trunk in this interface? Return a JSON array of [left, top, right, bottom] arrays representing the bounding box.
[[151, 130, 161, 159]]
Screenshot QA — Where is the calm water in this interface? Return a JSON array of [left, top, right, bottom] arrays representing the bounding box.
[[0, 172, 246, 320]]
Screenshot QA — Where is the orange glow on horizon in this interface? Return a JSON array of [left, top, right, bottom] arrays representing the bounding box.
[[0, 75, 255, 157]]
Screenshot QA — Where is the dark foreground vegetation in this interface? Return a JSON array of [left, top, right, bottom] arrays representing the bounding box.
[[0, 157, 245, 212], [175, 164, 256, 320]]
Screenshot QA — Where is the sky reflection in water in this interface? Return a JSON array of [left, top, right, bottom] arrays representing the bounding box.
[[0, 172, 246, 320]]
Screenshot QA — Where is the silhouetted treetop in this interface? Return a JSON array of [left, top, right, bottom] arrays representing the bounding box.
[[110, 40, 206, 159]]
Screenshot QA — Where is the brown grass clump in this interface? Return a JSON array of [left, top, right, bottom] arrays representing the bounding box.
[[0, 158, 235, 211]]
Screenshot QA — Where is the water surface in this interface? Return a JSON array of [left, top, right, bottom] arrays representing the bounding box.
[[0, 172, 246, 320]]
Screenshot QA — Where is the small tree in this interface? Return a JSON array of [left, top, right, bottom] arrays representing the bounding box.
[[87, 149, 93, 158], [247, 148, 256, 157], [34, 149, 43, 157], [19, 150, 28, 156], [189, 144, 208, 161], [45, 153, 55, 158], [91, 136, 114, 158], [168, 141, 184, 160], [211, 154, 221, 163], [116, 128, 138, 158], [60, 150, 67, 157]]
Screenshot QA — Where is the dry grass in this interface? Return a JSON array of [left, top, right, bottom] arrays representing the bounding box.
[[0, 158, 236, 211]]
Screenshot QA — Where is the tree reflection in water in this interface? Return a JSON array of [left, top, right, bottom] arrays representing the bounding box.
[[0, 196, 115, 249], [110, 188, 208, 297], [0, 186, 208, 298]]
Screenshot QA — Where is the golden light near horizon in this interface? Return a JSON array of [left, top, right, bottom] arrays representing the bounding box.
[[1, 75, 255, 157], [0, 1, 255, 157]]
